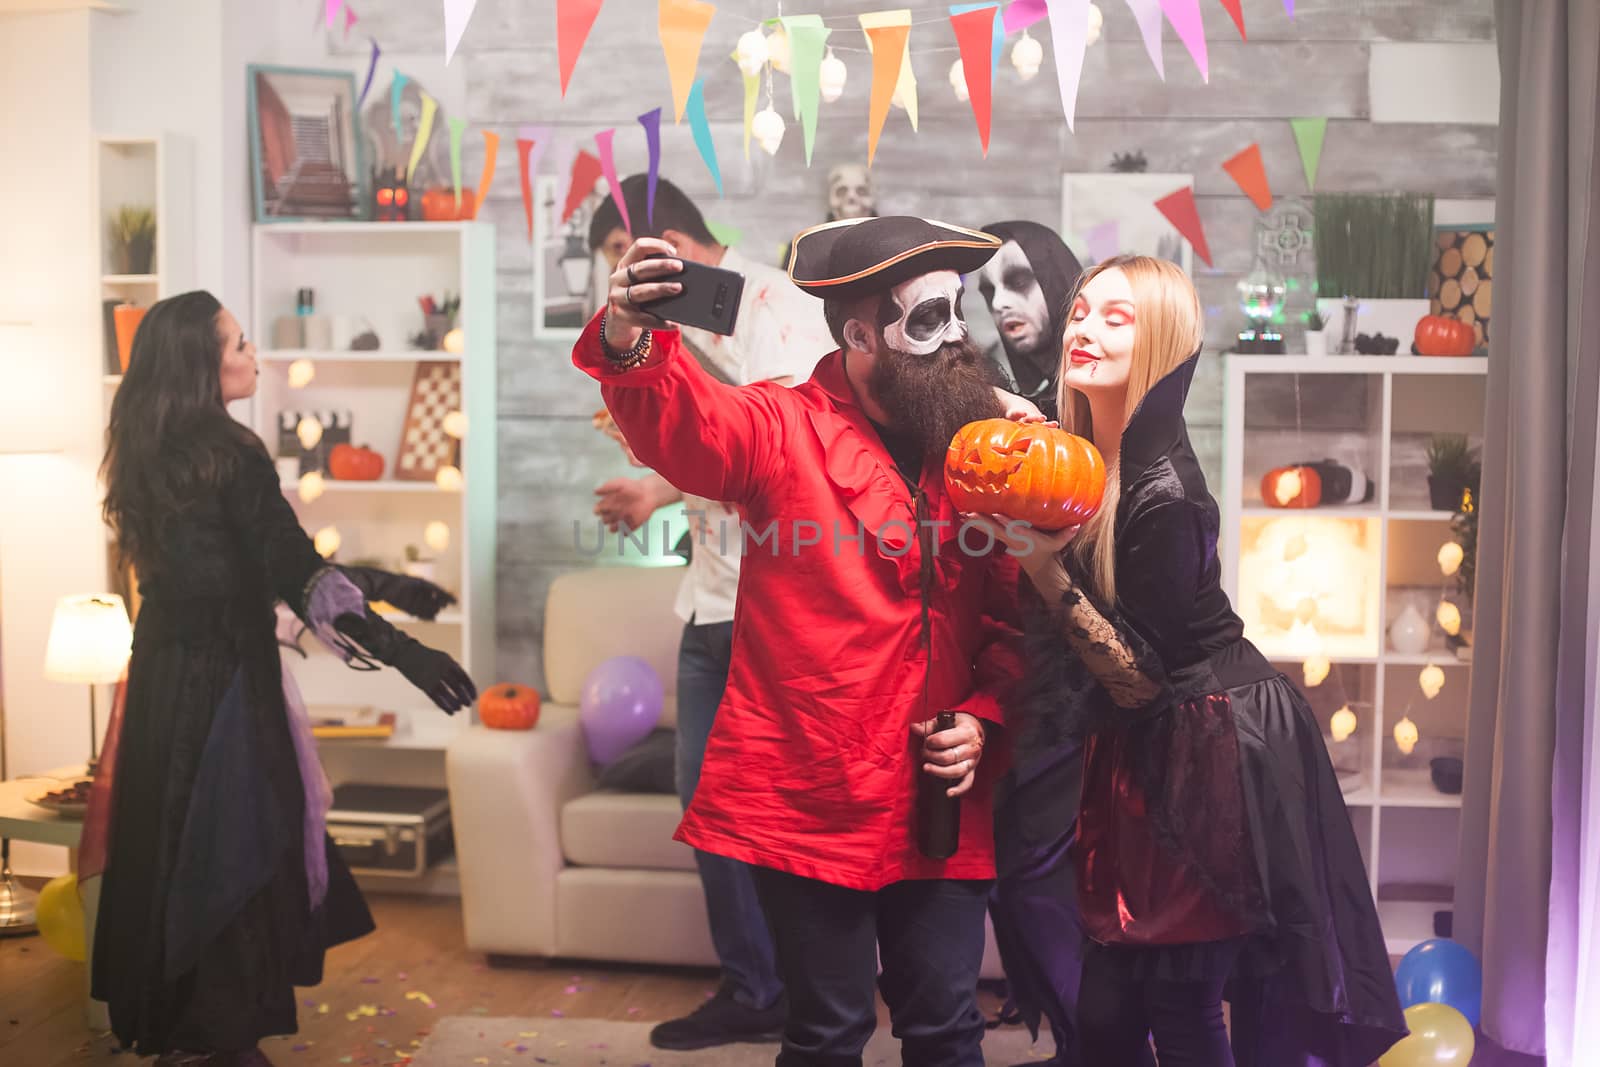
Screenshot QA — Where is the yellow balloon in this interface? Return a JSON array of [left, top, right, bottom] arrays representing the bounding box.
[[36, 873, 86, 962], [1379, 1003, 1475, 1066]]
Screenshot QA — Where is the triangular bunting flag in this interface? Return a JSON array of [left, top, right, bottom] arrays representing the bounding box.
[[444, 0, 478, 64], [1290, 117, 1327, 190], [448, 117, 467, 207], [862, 20, 910, 165], [1045, 0, 1091, 131], [472, 130, 500, 220], [1153, 186, 1212, 267], [391, 72, 410, 140], [705, 219, 742, 247], [659, 0, 716, 123], [638, 108, 662, 224], [595, 129, 630, 234], [1222, 143, 1272, 211], [1218, 0, 1246, 40], [1125, 0, 1165, 80], [558, 0, 604, 97], [1284, 0, 1295, 15], [326, 0, 341, 29], [949, 7, 997, 155], [950, 3, 1004, 72], [860, 10, 917, 132], [1003, 0, 1047, 32], [406, 92, 440, 185], [358, 38, 381, 108], [517, 136, 537, 240], [563, 151, 604, 224], [344, 5, 358, 37], [1158, 0, 1208, 82], [686, 80, 723, 196], [781, 14, 830, 165]]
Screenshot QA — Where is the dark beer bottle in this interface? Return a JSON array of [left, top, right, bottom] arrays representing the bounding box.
[[917, 711, 961, 860]]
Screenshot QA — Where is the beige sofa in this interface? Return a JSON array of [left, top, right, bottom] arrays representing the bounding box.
[[448, 564, 1003, 976]]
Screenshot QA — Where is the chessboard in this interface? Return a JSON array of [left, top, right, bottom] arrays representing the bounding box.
[[396, 361, 462, 481]]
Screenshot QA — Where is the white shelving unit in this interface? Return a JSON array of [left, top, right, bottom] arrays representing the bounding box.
[[1221, 353, 1488, 954], [248, 222, 497, 783]]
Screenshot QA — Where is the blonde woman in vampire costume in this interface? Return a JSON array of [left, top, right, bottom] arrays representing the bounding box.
[[969, 257, 1406, 1066]]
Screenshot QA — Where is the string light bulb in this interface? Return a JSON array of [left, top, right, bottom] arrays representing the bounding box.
[[1086, 2, 1104, 46], [1302, 656, 1331, 688], [424, 520, 451, 554], [1437, 541, 1464, 576], [1283, 531, 1308, 562], [735, 29, 769, 76], [1272, 468, 1303, 506], [753, 106, 786, 154], [1393, 715, 1419, 756], [1436, 600, 1462, 637], [442, 328, 465, 355], [435, 464, 463, 491], [287, 359, 315, 389], [766, 24, 790, 74], [442, 410, 468, 440], [313, 525, 341, 559], [1010, 30, 1043, 80], [1419, 663, 1445, 700], [1295, 596, 1318, 625], [818, 48, 847, 102], [296, 415, 324, 450], [297, 470, 325, 503], [1330, 704, 1357, 743], [949, 58, 969, 103]]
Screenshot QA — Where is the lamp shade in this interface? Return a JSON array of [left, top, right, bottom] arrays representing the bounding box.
[[43, 594, 133, 683]]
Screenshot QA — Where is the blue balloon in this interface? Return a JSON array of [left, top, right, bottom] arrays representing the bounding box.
[[1395, 938, 1483, 1027], [579, 656, 663, 766]]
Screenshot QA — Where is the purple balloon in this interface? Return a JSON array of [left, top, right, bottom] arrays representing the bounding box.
[[579, 656, 664, 765]]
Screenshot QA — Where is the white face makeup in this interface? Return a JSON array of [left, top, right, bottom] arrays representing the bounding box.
[[977, 239, 1050, 356], [828, 163, 875, 220], [882, 270, 968, 356]]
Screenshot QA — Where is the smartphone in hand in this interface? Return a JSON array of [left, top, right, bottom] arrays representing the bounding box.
[[637, 257, 744, 336]]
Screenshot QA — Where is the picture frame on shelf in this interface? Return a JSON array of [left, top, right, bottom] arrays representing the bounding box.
[[247, 64, 369, 223], [1428, 200, 1495, 353], [1060, 172, 1194, 276], [533, 170, 609, 339], [395, 362, 463, 482]]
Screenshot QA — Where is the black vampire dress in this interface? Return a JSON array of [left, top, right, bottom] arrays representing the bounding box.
[[89, 432, 433, 1054], [993, 353, 1408, 1066]]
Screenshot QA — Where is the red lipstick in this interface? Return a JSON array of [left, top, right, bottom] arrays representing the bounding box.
[[1069, 348, 1099, 365]]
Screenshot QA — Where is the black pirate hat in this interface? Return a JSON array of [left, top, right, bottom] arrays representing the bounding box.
[[787, 216, 1001, 300]]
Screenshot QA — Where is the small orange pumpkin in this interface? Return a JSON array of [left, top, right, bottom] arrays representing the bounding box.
[[328, 443, 385, 481], [420, 187, 477, 222], [1414, 314, 1476, 357], [479, 684, 541, 730], [944, 419, 1107, 531], [1261, 465, 1323, 508]]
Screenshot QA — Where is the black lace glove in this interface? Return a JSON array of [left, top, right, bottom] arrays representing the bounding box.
[[336, 565, 457, 621], [332, 607, 477, 714]]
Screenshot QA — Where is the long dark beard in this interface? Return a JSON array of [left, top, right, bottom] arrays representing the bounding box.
[[870, 336, 1006, 457]]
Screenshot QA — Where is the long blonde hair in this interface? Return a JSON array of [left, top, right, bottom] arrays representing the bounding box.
[[1055, 255, 1204, 603]]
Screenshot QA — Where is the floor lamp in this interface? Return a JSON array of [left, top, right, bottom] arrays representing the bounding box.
[[1, 318, 65, 935]]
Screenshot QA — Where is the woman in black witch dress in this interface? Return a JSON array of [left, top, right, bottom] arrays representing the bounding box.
[[969, 257, 1406, 1066], [92, 291, 476, 1064]]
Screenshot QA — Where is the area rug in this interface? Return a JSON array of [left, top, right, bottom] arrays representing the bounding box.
[[409, 1016, 1056, 1065]]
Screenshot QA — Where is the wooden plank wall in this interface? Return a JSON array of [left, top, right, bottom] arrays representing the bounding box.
[[309, 0, 1499, 688]]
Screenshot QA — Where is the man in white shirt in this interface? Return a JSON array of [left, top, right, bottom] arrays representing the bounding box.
[[588, 175, 832, 1052]]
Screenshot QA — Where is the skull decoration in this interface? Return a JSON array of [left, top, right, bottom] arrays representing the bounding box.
[[882, 271, 967, 356], [827, 163, 876, 221]]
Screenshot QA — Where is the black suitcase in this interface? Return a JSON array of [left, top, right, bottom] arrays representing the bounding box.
[[327, 784, 453, 877]]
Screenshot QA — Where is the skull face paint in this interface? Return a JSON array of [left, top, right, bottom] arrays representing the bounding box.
[[881, 271, 968, 356]]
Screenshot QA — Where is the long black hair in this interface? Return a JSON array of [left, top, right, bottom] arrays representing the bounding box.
[[102, 290, 264, 569]]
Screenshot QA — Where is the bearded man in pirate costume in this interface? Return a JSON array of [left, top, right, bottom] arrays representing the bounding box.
[[573, 217, 1026, 1067]]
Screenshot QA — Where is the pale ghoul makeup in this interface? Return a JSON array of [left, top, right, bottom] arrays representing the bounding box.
[[977, 240, 1050, 358], [882, 270, 968, 357], [1063, 268, 1136, 393]]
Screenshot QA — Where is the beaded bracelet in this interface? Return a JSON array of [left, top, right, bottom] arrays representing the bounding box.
[[599, 309, 653, 370]]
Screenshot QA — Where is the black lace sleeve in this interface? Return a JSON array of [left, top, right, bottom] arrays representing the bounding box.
[[1034, 501, 1205, 728], [220, 444, 328, 615]]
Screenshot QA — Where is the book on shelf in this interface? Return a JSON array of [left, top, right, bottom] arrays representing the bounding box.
[[310, 706, 397, 739]]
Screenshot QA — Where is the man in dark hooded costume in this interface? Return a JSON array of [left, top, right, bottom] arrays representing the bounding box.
[[976, 221, 1085, 423]]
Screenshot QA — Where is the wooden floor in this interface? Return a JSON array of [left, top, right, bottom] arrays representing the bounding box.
[[2, 892, 1008, 1066]]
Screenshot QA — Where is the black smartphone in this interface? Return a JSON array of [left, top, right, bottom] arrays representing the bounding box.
[[638, 257, 744, 336]]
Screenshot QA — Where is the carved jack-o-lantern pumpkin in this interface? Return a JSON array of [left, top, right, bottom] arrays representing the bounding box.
[[1261, 464, 1323, 508], [944, 419, 1107, 531]]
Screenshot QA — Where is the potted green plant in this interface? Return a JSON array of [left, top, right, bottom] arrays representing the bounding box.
[[1425, 434, 1478, 512], [1303, 308, 1328, 357], [1313, 193, 1435, 353], [109, 205, 157, 275]]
